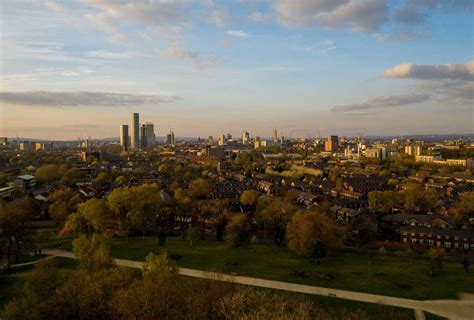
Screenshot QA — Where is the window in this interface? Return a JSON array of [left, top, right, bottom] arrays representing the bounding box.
[[402, 232, 407, 236], [411, 238, 417, 244], [419, 239, 424, 244], [437, 241, 441, 247], [471, 244, 474, 249], [445, 236, 450, 240], [428, 240, 434, 246], [445, 242, 451, 248], [454, 236, 459, 240], [436, 235, 441, 239], [464, 244, 469, 249], [420, 233, 425, 237], [403, 238, 407, 243], [411, 232, 415, 236], [454, 243, 459, 248]]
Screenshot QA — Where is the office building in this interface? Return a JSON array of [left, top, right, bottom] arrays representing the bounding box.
[[166, 130, 175, 146], [140, 124, 147, 148], [130, 112, 139, 149], [325, 135, 339, 152], [273, 128, 278, 143], [0, 137, 7, 145], [35, 142, 53, 151], [120, 125, 129, 150], [242, 131, 250, 145], [19, 141, 36, 152], [405, 145, 415, 156], [218, 134, 226, 146], [145, 123, 155, 147]]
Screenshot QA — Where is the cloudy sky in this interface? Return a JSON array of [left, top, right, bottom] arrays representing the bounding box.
[[0, 0, 473, 140]]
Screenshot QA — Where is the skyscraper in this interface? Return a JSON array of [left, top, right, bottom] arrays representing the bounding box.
[[242, 131, 250, 145], [325, 135, 339, 152], [166, 130, 175, 146], [140, 124, 147, 148], [120, 124, 129, 150], [218, 134, 226, 146], [130, 113, 139, 149], [145, 123, 155, 147], [273, 128, 278, 143]]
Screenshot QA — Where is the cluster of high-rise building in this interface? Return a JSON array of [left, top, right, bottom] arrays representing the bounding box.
[[119, 113, 156, 150]]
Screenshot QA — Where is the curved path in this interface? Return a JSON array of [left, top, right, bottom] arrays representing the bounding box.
[[45, 249, 474, 320]]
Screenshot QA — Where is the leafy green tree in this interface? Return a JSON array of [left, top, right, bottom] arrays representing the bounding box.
[[286, 209, 340, 260], [72, 234, 112, 271], [427, 248, 445, 277], [368, 191, 400, 213], [225, 214, 251, 246], [188, 178, 210, 200], [158, 163, 172, 174], [48, 187, 82, 224], [142, 252, 177, 276], [240, 190, 259, 207], [35, 164, 61, 184], [455, 192, 474, 221], [258, 198, 296, 246], [186, 226, 197, 247], [63, 198, 112, 235], [0, 198, 35, 269]]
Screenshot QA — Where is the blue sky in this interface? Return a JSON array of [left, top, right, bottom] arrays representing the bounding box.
[[0, 0, 472, 140]]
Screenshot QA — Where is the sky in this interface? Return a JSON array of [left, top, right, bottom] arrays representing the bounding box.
[[0, 0, 473, 140]]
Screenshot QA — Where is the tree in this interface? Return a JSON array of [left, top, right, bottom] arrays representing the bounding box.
[[158, 163, 172, 174], [142, 252, 177, 277], [0, 198, 35, 270], [93, 172, 110, 188], [59, 168, 84, 186], [402, 183, 424, 213], [48, 187, 82, 224], [63, 198, 112, 235], [427, 248, 445, 277], [368, 191, 400, 213], [35, 164, 61, 184], [107, 184, 165, 236], [72, 234, 112, 271], [188, 178, 210, 200], [454, 192, 474, 221], [258, 198, 297, 246], [186, 226, 197, 247], [463, 257, 470, 273], [132, 167, 145, 175], [240, 190, 259, 207], [286, 209, 340, 261], [225, 214, 251, 246]]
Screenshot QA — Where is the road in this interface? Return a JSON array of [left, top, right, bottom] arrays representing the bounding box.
[[45, 249, 474, 320]]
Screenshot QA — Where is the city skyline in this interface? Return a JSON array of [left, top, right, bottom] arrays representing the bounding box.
[[1, 0, 473, 140]]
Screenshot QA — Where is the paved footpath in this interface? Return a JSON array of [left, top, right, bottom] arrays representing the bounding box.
[[45, 249, 474, 320]]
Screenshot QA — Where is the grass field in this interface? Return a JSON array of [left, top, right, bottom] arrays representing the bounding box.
[[0, 258, 418, 320], [31, 228, 473, 301]]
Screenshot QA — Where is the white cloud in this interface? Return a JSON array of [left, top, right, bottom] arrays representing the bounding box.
[[273, 0, 388, 32], [0, 91, 180, 107], [383, 61, 474, 81], [331, 93, 430, 112], [155, 46, 220, 69], [86, 50, 150, 60], [226, 30, 251, 38]]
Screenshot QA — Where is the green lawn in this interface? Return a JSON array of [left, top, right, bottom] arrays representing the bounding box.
[[31, 229, 473, 301]]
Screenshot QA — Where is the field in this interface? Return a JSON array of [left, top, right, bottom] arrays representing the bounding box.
[[32, 228, 474, 300]]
